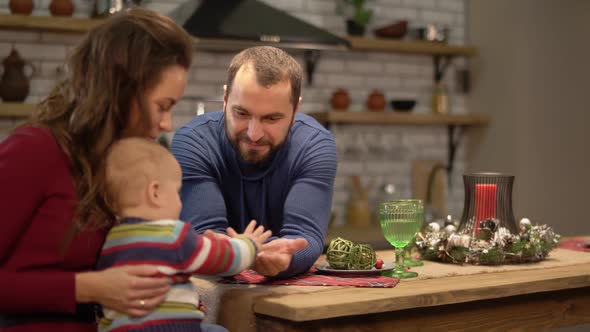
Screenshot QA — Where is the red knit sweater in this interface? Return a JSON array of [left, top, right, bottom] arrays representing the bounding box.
[[0, 126, 106, 331]]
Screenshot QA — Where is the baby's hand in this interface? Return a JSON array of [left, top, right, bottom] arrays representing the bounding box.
[[227, 220, 272, 250]]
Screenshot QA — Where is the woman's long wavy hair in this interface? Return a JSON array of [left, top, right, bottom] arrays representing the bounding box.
[[29, 8, 193, 235]]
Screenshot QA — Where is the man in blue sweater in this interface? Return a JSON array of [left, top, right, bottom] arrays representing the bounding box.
[[171, 46, 337, 278]]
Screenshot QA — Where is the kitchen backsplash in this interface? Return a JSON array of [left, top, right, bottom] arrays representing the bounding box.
[[0, 0, 468, 225]]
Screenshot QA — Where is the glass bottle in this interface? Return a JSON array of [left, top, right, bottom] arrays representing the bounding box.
[[432, 81, 449, 114]]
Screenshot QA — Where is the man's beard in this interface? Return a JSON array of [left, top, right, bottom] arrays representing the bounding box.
[[232, 133, 277, 165], [225, 118, 281, 165], [224, 106, 295, 165]]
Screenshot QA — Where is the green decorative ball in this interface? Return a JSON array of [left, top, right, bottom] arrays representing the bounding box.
[[326, 237, 354, 269], [348, 244, 377, 270]]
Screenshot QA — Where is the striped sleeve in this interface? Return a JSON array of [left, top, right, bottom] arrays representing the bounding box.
[[179, 228, 258, 276]]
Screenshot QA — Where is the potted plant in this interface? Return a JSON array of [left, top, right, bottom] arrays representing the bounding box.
[[340, 0, 373, 36]]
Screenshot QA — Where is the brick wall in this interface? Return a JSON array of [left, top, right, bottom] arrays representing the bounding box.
[[0, 0, 468, 225]]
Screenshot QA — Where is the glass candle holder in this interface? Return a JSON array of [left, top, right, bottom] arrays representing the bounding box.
[[458, 173, 517, 236]]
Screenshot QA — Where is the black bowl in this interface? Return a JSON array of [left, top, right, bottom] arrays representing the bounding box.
[[390, 99, 416, 112]]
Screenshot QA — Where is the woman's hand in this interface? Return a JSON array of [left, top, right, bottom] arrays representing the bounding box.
[[76, 265, 170, 317]]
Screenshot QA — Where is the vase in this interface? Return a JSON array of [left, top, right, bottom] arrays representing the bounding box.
[[458, 173, 518, 236], [0, 48, 35, 102], [330, 89, 350, 111], [50, 0, 75, 17], [367, 90, 386, 112], [346, 19, 365, 36], [9, 0, 34, 15]]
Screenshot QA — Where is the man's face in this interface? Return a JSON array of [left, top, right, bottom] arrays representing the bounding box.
[[224, 65, 299, 164]]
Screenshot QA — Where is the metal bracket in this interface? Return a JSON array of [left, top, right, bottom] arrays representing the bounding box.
[[304, 50, 321, 86], [434, 53, 459, 187], [434, 55, 453, 82], [447, 125, 465, 188]]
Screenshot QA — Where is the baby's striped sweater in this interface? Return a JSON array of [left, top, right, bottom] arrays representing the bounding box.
[[96, 217, 257, 332]]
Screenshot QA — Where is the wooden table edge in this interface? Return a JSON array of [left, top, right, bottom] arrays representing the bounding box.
[[253, 262, 590, 322]]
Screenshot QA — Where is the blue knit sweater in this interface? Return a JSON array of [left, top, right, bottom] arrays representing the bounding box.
[[171, 111, 337, 277]]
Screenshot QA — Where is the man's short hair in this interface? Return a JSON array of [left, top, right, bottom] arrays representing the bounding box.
[[226, 46, 302, 110]]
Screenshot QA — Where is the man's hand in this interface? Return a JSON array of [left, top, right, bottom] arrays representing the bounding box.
[[252, 238, 308, 277]]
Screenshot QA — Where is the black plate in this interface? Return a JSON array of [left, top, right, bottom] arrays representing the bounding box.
[[316, 264, 393, 276]]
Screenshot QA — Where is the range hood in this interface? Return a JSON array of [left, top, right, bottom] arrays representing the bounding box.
[[171, 0, 349, 51]]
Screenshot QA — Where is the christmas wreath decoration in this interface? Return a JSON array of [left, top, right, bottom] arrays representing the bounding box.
[[416, 218, 560, 265]]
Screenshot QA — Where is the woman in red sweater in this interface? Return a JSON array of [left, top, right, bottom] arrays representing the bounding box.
[[0, 8, 193, 331]]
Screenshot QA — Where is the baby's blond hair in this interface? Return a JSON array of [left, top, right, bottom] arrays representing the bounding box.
[[105, 138, 174, 214]]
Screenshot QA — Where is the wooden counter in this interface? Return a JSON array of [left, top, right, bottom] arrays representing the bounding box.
[[193, 247, 590, 331]]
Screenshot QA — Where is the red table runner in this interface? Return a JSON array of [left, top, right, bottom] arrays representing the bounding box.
[[558, 237, 590, 252], [219, 266, 400, 288]]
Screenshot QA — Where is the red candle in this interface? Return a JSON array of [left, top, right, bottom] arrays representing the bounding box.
[[474, 184, 497, 234]]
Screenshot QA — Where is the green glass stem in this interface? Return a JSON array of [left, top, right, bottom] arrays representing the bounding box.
[[394, 247, 406, 274], [382, 246, 418, 279], [404, 246, 424, 267]]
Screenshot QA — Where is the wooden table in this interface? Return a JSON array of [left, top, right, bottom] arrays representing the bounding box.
[[193, 247, 590, 331]]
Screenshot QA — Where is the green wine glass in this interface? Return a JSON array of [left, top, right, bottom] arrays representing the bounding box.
[[404, 202, 425, 267], [404, 239, 424, 267], [380, 199, 424, 279]]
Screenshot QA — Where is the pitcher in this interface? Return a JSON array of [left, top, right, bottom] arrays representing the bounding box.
[[0, 48, 34, 102]]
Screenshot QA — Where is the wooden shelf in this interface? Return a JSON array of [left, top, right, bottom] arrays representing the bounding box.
[[309, 111, 490, 126], [0, 103, 35, 118], [0, 14, 105, 33], [0, 15, 478, 58], [347, 37, 478, 57]]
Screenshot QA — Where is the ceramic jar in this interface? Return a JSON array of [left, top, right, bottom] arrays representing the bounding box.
[[330, 88, 350, 111], [367, 90, 386, 112], [50, 0, 75, 17], [0, 48, 35, 102], [9, 0, 34, 15]]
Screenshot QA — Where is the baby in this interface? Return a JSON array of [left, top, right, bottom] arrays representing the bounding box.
[[96, 137, 270, 332]]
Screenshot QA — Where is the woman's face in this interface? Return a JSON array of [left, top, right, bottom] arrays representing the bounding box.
[[127, 64, 188, 139]]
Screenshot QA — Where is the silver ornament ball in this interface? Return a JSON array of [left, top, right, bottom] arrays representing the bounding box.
[[519, 218, 532, 232], [444, 224, 456, 234], [428, 222, 441, 232]]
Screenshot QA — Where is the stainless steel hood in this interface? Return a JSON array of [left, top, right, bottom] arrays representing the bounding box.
[[171, 0, 349, 52]]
